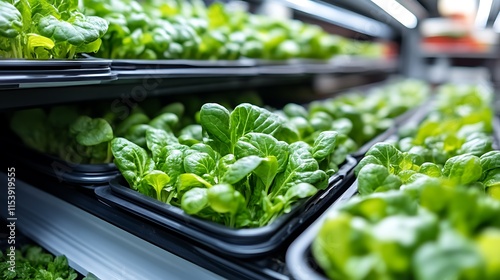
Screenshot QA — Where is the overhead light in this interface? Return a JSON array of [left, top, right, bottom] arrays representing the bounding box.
[[370, 0, 418, 29], [281, 0, 394, 38], [475, 0, 492, 28], [493, 11, 500, 32]]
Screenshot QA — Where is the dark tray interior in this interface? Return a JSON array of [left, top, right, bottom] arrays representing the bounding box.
[[95, 156, 357, 258], [4, 138, 118, 187]]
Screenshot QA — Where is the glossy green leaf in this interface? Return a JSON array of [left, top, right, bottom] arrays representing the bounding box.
[[123, 124, 150, 148], [458, 137, 492, 157], [38, 13, 108, 45], [158, 102, 185, 119], [480, 151, 500, 179], [354, 155, 383, 176], [357, 164, 402, 195], [146, 127, 178, 160], [366, 143, 403, 174], [442, 154, 482, 185], [0, 1, 22, 38], [419, 163, 442, 178], [111, 137, 154, 188], [183, 152, 216, 177], [253, 156, 279, 190], [207, 184, 245, 214], [230, 103, 284, 144], [142, 170, 170, 201], [178, 173, 212, 193], [199, 103, 231, 155], [312, 131, 339, 161], [284, 182, 317, 205], [340, 191, 418, 222], [69, 116, 113, 146], [221, 156, 263, 184], [178, 124, 203, 146], [181, 188, 208, 215], [234, 132, 289, 172], [273, 141, 328, 196], [27, 33, 55, 52]]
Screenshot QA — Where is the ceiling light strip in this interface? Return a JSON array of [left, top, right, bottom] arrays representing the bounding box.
[[475, 0, 493, 28], [493, 11, 500, 31], [282, 0, 394, 38], [371, 0, 418, 29]]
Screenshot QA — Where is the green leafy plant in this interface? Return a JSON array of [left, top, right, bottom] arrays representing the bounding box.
[[0, 0, 108, 59], [314, 83, 500, 279], [8, 101, 200, 165], [288, 79, 429, 148], [0, 245, 97, 280], [312, 181, 500, 280], [83, 0, 383, 60], [9, 107, 114, 164], [111, 102, 341, 228]]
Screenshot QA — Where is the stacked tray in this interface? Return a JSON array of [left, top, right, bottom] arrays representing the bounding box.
[[106, 58, 260, 80], [0, 59, 116, 89], [95, 156, 358, 259], [81, 55, 396, 79], [4, 137, 118, 189]]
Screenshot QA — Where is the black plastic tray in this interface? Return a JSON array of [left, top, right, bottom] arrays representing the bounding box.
[[102, 56, 394, 77], [83, 55, 261, 79], [0, 59, 112, 70], [94, 156, 357, 259], [4, 140, 118, 188], [0, 59, 116, 89], [286, 181, 359, 280], [112, 67, 259, 80], [109, 59, 256, 70]]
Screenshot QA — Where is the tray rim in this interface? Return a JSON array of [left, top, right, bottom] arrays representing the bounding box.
[[94, 156, 358, 258]]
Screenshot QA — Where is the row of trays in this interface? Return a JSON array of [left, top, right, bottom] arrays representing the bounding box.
[[0, 56, 396, 88], [9, 106, 499, 280], [3, 101, 424, 263]]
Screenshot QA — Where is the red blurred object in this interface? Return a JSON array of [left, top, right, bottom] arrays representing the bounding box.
[[422, 36, 488, 53], [384, 41, 399, 59], [422, 36, 489, 53]]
